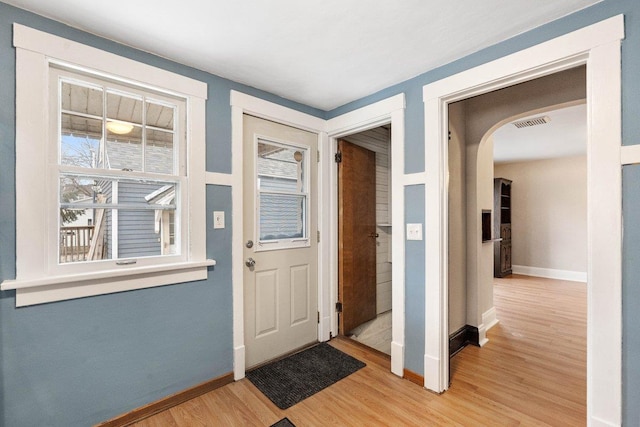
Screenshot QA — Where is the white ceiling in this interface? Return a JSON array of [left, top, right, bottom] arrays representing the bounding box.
[[6, 0, 600, 110], [493, 103, 587, 164]]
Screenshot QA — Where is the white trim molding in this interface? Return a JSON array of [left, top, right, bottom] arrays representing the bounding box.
[[326, 93, 406, 377], [512, 265, 588, 282], [205, 172, 233, 186], [230, 91, 325, 132], [479, 307, 499, 347], [229, 91, 325, 380], [13, 24, 206, 97], [402, 172, 428, 186], [4, 24, 213, 307], [422, 15, 623, 426], [326, 94, 404, 136], [620, 144, 640, 166]]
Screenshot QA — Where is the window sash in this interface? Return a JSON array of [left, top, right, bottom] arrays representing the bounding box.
[[52, 67, 186, 177], [50, 67, 188, 272]]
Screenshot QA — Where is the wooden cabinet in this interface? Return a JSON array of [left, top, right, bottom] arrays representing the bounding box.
[[494, 178, 512, 277]]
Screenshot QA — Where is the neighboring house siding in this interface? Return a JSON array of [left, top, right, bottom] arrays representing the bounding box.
[[106, 139, 173, 174], [117, 182, 162, 258], [105, 137, 174, 258], [259, 175, 302, 239], [258, 155, 304, 240]]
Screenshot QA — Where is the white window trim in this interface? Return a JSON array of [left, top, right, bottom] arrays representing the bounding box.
[[2, 24, 214, 307]]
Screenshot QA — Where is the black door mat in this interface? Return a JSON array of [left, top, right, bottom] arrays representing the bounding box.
[[247, 342, 366, 409], [270, 417, 296, 427]]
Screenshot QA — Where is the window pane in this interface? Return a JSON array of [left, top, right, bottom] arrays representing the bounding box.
[[259, 193, 306, 240], [117, 178, 178, 257], [59, 176, 112, 263], [61, 81, 103, 116], [59, 175, 178, 263], [146, 129, 174, 174], [60, 114, 102, 167], [106, 91, 143, 172], [257, 141, 305, 192], [106, 125, 143, 171], [258, 176, 298, 192], [107, 91, 142, 124], [146, 101, 174, 131]]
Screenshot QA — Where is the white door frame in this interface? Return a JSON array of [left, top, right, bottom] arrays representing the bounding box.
[[326, 94, 406, 376], [230, 91, 326, 380], [422, 15, 624, 426]]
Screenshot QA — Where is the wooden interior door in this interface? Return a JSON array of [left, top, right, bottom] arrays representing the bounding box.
[[338, 139, 377, 334]]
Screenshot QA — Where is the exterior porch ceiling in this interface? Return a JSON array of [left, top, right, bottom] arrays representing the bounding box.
[[5, 0, 601, 111]]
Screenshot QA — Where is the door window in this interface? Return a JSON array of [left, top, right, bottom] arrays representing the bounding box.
[[256, 139, 309, 250]]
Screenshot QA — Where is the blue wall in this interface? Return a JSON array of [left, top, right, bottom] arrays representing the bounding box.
[[622, 166, 640, 427], [404, 186, 426, 374], [0, 3, 324, 426]]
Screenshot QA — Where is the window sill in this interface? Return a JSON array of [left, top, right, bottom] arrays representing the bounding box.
[[1, 259, 216, 307]]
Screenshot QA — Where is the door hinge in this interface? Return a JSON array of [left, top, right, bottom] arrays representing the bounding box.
[[317, 149, 320, 162], [335, 301, 343, 313], [317, 311, 320, 324], [317, 230, 320, 243], [335, 151, 342, 163]]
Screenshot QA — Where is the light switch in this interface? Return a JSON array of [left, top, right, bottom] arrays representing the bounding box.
[[213, 211, 225, 229], [406, 223, 423, 241]]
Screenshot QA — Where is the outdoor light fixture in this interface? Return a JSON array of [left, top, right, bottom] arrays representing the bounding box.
[[106, 121, 134, 135]]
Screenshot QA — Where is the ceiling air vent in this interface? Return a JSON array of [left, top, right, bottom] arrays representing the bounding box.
[[512, 115, 550, 129]]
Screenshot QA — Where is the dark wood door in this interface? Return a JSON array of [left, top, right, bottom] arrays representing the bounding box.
[[338, 139, 377, 334]]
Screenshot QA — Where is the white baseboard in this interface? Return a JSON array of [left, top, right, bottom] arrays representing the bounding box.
[[318, 315, 331, 342], [478, 327, 489, 347], [588, 415, 620, 427], [589, 415, 619, 427], [390, 341, 404, 377], [511, 265, 587, 282], [423, 353, 442, 391], [233, 345, 245, 380], [478, 307, 500, 347], [483, 307, 499, 331]]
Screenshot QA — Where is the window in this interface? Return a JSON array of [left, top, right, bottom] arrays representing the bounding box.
[[256, 139, 310, 250], [3, 24, 212, 306], [54, 69, 184, 265]]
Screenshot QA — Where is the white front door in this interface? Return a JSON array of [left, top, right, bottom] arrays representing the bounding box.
[[243, 114, 318, 368]]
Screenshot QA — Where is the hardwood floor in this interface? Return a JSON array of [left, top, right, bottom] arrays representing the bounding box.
[[133, 275, 586, 426]]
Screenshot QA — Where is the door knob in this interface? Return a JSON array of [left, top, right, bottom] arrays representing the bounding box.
[[369, 233, 379, 238], [245, 257, 256, 267]]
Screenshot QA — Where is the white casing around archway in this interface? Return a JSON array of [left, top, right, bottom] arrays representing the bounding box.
[[423, 15, 624, 427]]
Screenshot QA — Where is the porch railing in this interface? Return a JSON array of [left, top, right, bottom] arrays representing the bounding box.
[[60, 225, 95, 263]]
